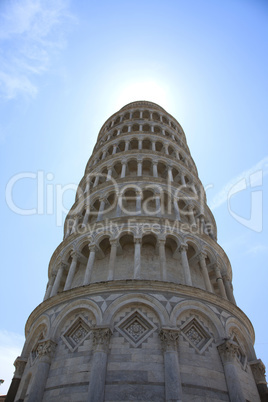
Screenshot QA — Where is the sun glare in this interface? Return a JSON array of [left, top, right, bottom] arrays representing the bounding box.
[[116, 80, 170, 110]]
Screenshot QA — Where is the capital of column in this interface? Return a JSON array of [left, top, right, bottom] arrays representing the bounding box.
[[179, 243, 188, 253], [14, 356, 28, 378], [88, 243, 96, 252], [217, 340, 240, 364], [159, 328, 180, 352], [92, 327, 112, 352], [249, 359, 267, 385], [70, 251, 78, 261], [199, 251, 207, 262], [109, 239, 118, 246], [134, 237, 142, 244], [36, 340, 57, 363]]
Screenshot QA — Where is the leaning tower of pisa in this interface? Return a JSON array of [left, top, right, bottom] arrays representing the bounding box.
[[7, 101, 267, 402]]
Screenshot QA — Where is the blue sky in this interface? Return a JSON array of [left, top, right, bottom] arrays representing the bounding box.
[[1, 0, 268, 394]]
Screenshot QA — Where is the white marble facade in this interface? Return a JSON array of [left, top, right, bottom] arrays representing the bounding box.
[[7, 101, 267, 401]]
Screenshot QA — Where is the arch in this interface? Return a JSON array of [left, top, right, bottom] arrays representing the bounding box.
[[22, 316, 50, 357], [225, 317, 255, 359], [51, 299, 102, 341], [102, 294, 170, 326], [170, 300, 225, 339]]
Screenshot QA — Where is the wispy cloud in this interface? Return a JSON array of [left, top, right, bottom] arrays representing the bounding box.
[[0, 330, 25, 395], [0, 0, 74, 100], [246, 244, 268, 255], [209, 156, 268, 211]]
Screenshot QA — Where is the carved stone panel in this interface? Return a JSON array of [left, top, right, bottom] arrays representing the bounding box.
[[61, 316, 91, 352], [181, 317, 213, 354], [116, 310, 157, 347]]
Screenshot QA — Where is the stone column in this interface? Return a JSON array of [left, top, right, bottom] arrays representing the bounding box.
[[107, 240, 117, 280], [64, 253, 78, 291], [155, 192, 161, 217], [112, 144, 117, 154], [83, 245, 96, 285], [82, 205, 90, 226], [27, 340, 57, 402], [93, 175, 100, 187], [5, 357, 27, 402], [173, 198, 181, 221], [87, 327, 112, 402], [50, 262, 67, 296], [159, 239, 167, 281], [121, 161, 127, 178], [199, 252, 213, 292], [159, 328, 182, 402], [153, 161, 158, 177], [181, 173, 186, 186], [168, 166, 173, 182], [188, 204, 196, 226], [106, 166, 113, 181], [43, 275, 54, 300], [164, 144, 169, 155], [222, 275, 236, 304], [214, 264, 227, 299], [134, 238, 141, 279], [249, 359, 268, 401], [180, 244, 192, 286], [125, 141, 130, 151], [116, 193, 122, 217], [101, 150, 107, 160], [137, 159, 142, 176], [136, 191, 142, 215], [217, 340, 246, 402], [71, 215, 80, 234], [152, 141, 156, 151], [128, 125, 131, 132], [138, 139, 142, 149], [97, 198, 106, 222]]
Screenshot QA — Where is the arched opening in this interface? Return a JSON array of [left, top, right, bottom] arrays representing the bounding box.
[[123, 112, 130, 121], [129, 138, 138, 150], [114, 162, 122, 178], [118, 141, 125, 152], [127, 159, 138, 177], [88, 199, 100, 224], [133, 110, 140, 119], [162, 116, 168, 124], [114, 116, 120, 125], [143, 110, 150, 119], [141, 234, 160, 279], [132, 124, 139, 132], [121, 188, 137, 215], [165, 236, 183, 284], [154, 125, 161, 134], [142, 189, 156, 215], [152, 112, 160, 121], [122, 125, 128, 133], [92, 237, 110, 282], [155, 141, 164, 153], [142, 139, 151, 150], [142, 159, 153, 176], [187, 242, 205, 289], [157, 162, 167, 179], [72, 244, 89, 288], [114, 234, 134, 279], [143, 124, 151, 132]]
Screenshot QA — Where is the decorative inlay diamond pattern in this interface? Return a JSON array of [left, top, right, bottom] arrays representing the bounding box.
[[116, 310, 157, 347], [62, 316, 91, 352], [181, 317, 213, 354]]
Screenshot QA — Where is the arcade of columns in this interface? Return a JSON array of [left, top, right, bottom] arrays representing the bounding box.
[[7, 101, 267, 402]]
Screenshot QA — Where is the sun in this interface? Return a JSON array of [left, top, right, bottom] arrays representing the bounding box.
[[116, 80, 170, 109]]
